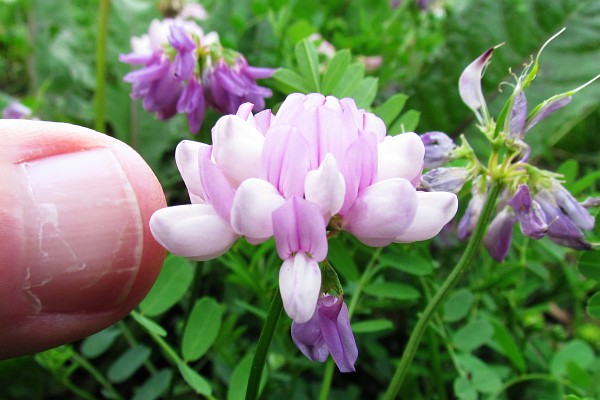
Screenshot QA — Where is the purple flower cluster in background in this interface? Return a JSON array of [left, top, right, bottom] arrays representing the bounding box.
[[2, 102, 34, 119], [120, 16, 274, 134]]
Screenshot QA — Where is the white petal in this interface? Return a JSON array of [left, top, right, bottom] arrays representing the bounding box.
[[304, 153, 346, 218], [343, 179, 418, 247], [230, 178, 285, 242], [394, 191, 458, 242], [175, 140, 209, 203], [377, 132, 425, 183], [212, 115, 265, 187], [279, 253, 321, 323], [149, 204, 238, 260]]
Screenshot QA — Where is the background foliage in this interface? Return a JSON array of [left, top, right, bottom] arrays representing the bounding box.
[[1, 0, 600, 399]]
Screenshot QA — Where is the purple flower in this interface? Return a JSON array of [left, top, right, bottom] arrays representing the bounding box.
[[457, 186, 486, 240], [508, 184, 547, 239], [484, 207, 516, 261], [420, 131, 455, 169], [508, 91, 527, 140], [204, 57, 274, 115], [2, 102, 32, 119], [177, 77, 206, 134], [291, 294, 358, 373], [168, 25, 197, 81]]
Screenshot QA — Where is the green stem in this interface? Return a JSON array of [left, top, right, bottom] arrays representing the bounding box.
[[489, 373, 586, 399], [383, 182, 503, 400], [94, 0, 110, 133], [71, 351, 123, 400], [319, 247, 383, 400], [246, 288, 283, 400]]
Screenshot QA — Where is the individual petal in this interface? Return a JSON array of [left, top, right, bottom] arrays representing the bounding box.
[[536, 193, 593, 250], [508, 91, 527, 140], [548, 180, 595, 231], [253, 109, 272, 134], [199, 147, 235, 221], [458, 182, 486, 240], [525, 96, 572, 133], [304, 153, 346, 218], [377, 132, 425, 183], [279, 253, 322, 323], [394, 191, 458, 242], [339, 132, 379, 214], [291, 310, 329, 362], [343, 179, 418, 247], [458, 47, 495, 119], [508, 184, 547, 239], [272, 196, 328, 261], [175, 140, 208, 203], [149, 204, 238, 261], [483, 207, 516, 262], [318, 296, 358, 373], [230, 178, 285, 242], [211, 115, 265, 187], [261, 124, 311, 198]]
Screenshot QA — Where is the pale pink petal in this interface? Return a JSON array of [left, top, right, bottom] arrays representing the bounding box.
[[343, 179, 418, 247], [149, 204, 238, 261], [212, 115, 265, 187], [230, 178, 285, 242], [304, 153, 346, 218], [361, 112, 387, 143], [261, 124, 311, 198], [279, 253, 322, 323], [175, 140, 209, 204], [235, 102, 255, 121], [339, 132, 378, 215], [253, 109, 272, 134], [199, 147, 235, 221], [458, 47, 495, 116], [272, 196, 328, 261], [394, 191, 458, 242], [377, 132, 425, 183]]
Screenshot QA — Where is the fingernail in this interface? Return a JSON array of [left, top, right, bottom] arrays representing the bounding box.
[[20, 148, 143, 313]]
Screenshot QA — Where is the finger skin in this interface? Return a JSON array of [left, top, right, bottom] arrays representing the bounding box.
[[0, 120, 166, 359]]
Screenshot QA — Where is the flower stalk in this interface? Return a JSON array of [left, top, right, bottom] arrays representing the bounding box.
[[383, 182, 503, 400], [246, 288, 283, 400], [94, 0, 110, 134]]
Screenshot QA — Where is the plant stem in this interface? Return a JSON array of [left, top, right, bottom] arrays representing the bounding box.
[[383, 182, 502, 400], [246, 288, 283, 400], [94, 0, 110, 133], [71, 351, 123, 400], [489, 373, 586, 399], [318, 360, 335, 400]]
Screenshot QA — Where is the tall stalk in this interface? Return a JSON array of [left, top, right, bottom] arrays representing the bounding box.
[[94, 0, 110, 133], [383, 182, 502, 399]]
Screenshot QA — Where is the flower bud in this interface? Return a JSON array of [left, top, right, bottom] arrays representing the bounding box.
[[483, 207, 516, 262], [420, 131, 455, 169], [421, 167, 469, 193], [508, 184, 547, 239]]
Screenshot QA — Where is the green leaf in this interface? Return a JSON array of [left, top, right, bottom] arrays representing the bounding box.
[[80, 326, 120, 358], [352, 319, 394, 334], [139, 254, 195, 317], [132, 369, 172, 400], [322, 49, 351, 94], [331, 63, 365, 98], [181, 297, 223, 362], [177, 361, 212, 396], [107, 345, 151, 383], [286, 19, 316, 44], [373, 93, 409, 128], [586, 292, 600, 319], [453, 319, 494, 353], [131, 311, 167, 337], [363, 282, 420, 301], [550, 339, 595, 376], [379, 253, 434, 276], [443, 289, 474, 322], [456, 354, 503, 394], [453, 376, 477, 400], [227, 353, 267, 400], [557, 159, 579, 189], [578, 251, 600, 281], [490, 320, 526, 372], [295, 39, 321, 92], [272, 68, 310, 94], [571, 170, 600, 196], [389, 110, 420, 135], [349, 76, 378, 109]]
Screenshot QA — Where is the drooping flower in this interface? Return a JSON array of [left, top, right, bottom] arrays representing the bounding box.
[[150, 93, 459, 371], [508, 184, 547, 239], [420, 131, 456, 169], [484, 207, 516, 262], [291, 294, 358, 373]]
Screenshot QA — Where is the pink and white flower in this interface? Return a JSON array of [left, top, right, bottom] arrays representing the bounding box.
[[150, 93, 458, 325]]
